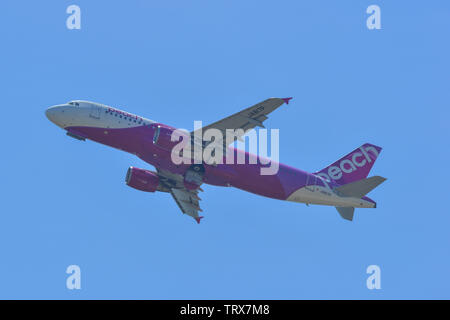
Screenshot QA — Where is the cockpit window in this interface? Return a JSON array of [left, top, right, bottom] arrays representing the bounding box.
[[68, 101, 79, 106]]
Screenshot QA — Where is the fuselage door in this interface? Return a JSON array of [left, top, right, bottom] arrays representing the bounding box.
[[152, 125, 185, 154], [153, 125, 161, 144], [89, 105, 101, 120]]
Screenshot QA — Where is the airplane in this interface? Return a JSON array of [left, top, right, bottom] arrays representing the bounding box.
[[45, 98, 386, 223]]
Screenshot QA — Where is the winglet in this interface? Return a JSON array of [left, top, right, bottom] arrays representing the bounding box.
[[195, 216, 204, 224], [282, 97, 293, 105]]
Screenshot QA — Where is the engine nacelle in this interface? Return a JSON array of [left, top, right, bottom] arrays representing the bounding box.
[[125, 167, 160, 192]]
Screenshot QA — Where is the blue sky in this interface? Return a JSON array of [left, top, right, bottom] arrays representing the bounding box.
[[0, 0, 449, 299]]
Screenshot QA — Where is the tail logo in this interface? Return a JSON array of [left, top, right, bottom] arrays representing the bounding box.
[[317, 146, 379, 183]]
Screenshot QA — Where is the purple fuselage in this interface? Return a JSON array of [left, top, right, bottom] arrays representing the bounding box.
[[66, 124, 318, 201]]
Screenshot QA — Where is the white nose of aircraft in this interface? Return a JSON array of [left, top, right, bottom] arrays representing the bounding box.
[[45, 104, 68, 128]]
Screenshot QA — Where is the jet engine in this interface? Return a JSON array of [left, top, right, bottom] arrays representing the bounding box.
[[125, 167, 164, 192]]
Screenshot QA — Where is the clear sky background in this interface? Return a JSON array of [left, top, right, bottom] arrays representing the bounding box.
[[0, 1, 449, 299]]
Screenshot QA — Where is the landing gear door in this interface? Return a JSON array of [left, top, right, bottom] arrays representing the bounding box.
[[89, 105, 101, 119]]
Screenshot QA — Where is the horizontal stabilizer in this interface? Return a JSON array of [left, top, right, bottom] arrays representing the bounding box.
[[335, 176, 387, 198], [336, 207, 355, 221]]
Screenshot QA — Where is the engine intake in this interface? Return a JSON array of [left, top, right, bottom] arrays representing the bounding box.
[[125, 167, 160, 192]]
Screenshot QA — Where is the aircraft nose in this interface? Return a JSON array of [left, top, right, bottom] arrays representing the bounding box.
[[45, 107, 56, 120], [45, 105, 67, 127]]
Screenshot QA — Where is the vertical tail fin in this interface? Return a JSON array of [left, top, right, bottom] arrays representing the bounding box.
[[315, 143, 382, 185]]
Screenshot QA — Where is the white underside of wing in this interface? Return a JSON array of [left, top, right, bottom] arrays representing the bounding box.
[[170, 188, 202, 219]]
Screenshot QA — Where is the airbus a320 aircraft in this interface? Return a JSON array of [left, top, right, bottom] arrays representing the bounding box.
[[46, 98, 386, 223]]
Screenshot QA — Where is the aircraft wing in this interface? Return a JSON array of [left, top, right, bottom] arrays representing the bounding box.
[[191, 97, 292, 148], [156, 168, 204, 223], [170, 188, 203, 223]]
